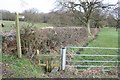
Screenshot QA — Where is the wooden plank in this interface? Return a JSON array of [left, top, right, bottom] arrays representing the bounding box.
[[51, 64, 60, 67], [38, 64, 46, 66]]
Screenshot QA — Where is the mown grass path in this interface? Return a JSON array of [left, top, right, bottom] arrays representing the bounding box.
[[88, 27, 118, 48], [72, 28, 119, 70]]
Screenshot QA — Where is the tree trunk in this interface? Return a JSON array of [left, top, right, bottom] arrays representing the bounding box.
[[87, 20, 92, 36]]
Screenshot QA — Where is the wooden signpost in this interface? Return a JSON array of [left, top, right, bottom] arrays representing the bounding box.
[[15, 12, 22, 58]]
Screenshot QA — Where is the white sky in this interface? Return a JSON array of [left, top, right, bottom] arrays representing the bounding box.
[[0, 0, 118, 13]]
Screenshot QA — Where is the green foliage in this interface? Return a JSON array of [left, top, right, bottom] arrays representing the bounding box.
[[2, 53, 45, 78]]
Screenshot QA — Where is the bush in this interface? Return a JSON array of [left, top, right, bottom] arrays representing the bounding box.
[[2, 27, 99, 59]]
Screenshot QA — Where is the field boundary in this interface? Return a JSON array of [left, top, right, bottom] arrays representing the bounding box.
[[61, 47, 119, 72]]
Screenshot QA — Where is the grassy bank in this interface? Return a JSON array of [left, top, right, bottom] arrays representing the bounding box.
[[1, 53, 46, 78]]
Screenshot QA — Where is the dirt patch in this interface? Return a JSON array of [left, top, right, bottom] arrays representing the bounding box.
[[1, 63, 14, 78]]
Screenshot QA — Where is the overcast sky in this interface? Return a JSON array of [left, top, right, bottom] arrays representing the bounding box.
[[0, 0, 118, 13]]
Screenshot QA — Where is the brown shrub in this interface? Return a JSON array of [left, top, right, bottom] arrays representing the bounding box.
[[2, 27, 99, 59]]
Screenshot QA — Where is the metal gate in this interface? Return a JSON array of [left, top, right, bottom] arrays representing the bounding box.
[[61, 47, 120, 73]]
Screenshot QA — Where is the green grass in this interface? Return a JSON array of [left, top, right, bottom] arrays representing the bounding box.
[[2, 20, 51, 31], [88, 27, 118, 48], [72, 28, 118, 69], [1, 53, 46, 78]]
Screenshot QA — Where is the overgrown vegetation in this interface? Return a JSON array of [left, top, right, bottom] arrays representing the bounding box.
[[2, 27, 100, 59]]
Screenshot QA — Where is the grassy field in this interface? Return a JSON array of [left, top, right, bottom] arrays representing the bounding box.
[[2, 20, 51, 31], [88, 27, 118, 48], [71, 27, 119, 70]]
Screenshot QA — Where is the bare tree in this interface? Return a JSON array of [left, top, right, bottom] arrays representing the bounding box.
[[47, 11, 76, 27], [22, 8, 42, 22], [55, 0, 103, 35], [112, 1, 120, 30], [0, 10, 15, 21], [55, 0, 107, 36], [91, 9, 103, 28]]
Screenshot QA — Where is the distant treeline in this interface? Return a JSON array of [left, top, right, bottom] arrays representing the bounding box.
[[0, 8, 117, 27]]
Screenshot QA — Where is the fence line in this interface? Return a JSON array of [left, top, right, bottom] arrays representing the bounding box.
[[66, 46, 120, 49], [61, 47, 119, 71], [38, 47, 119, 72], [66, 65, 118, 68], [66, 60, 120, 63], [66, 54, 119, 57]]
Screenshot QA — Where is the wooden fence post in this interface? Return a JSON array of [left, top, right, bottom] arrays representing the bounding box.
[[15, 12, 22, 58], [61, 47, 66, 70], [36, 49, 40, 64]]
